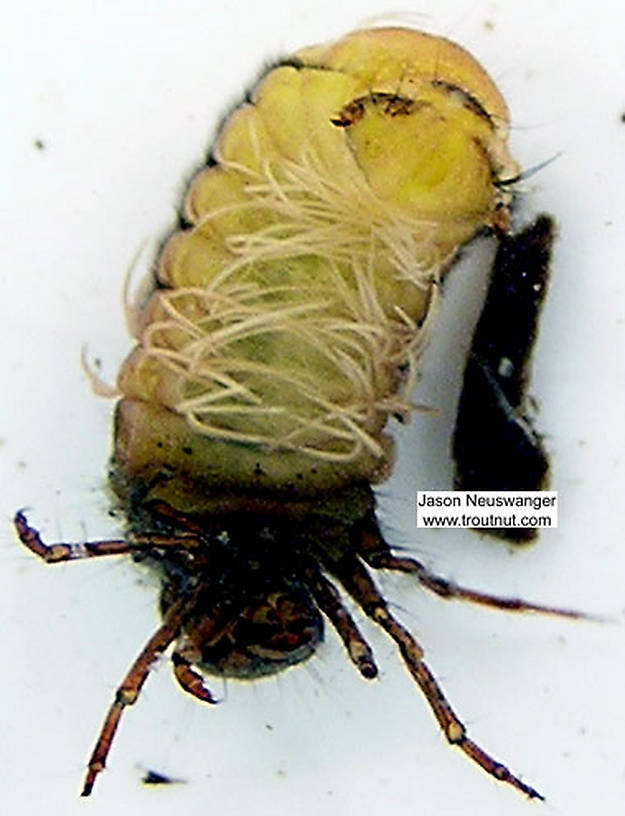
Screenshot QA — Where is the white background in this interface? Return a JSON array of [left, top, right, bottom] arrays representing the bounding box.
[[2, 1, 624, 815]]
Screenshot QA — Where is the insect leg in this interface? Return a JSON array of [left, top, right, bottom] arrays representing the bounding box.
[[326, 552, 544, 800], [172, 647, 218, 704], [81, 587, 202, 796], [353, 511, 594, 620], [307, 566, 378, 679], [14, 510, 201, 563]]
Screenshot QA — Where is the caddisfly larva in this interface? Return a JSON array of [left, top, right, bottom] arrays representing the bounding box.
[[16, 27, 582, 799]]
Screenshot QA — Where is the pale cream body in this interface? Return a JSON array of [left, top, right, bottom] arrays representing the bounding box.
[[111, 28, 517, 512]]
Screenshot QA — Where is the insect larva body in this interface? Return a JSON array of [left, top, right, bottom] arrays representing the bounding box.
[[16, 28, 572, 800], [112, 27, 517, 512]]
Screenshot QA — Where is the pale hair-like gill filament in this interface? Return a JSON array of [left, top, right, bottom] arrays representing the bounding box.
[[141, 148, 445, 462]]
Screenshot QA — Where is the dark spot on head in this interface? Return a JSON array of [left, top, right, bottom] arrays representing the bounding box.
[[176, 212, 192, 230], [373, 93, 418, 117], [331, 93, 418, 129], [431, 79, 494, 128], [331, 98, 365, 127]]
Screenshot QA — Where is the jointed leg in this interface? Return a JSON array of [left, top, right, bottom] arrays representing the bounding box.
[[81, 586, 203, 796], [307, 567, 378, 679], [172, 643, 218, 704], [326, 551, 544, 800], [355, 511, 594, 620], [14, 510, 201, 564]]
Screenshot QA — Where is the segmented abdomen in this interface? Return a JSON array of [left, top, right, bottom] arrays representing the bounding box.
[[112, 27, 517, 509]]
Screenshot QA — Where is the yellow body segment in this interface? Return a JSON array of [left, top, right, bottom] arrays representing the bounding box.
[[113, 27, 518, 509]]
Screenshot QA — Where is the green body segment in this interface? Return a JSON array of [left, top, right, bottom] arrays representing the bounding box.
[[112, 27, 518, 511]]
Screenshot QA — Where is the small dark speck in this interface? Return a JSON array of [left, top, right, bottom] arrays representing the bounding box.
[[156, 441, 164, 449], [183, 446, 193, 455], [620, 112, 625, 123], [265, 722, 274, 731], [483, 19, 495, 30], [142, 769, 186, 786], [33, 138, 45, 150]]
